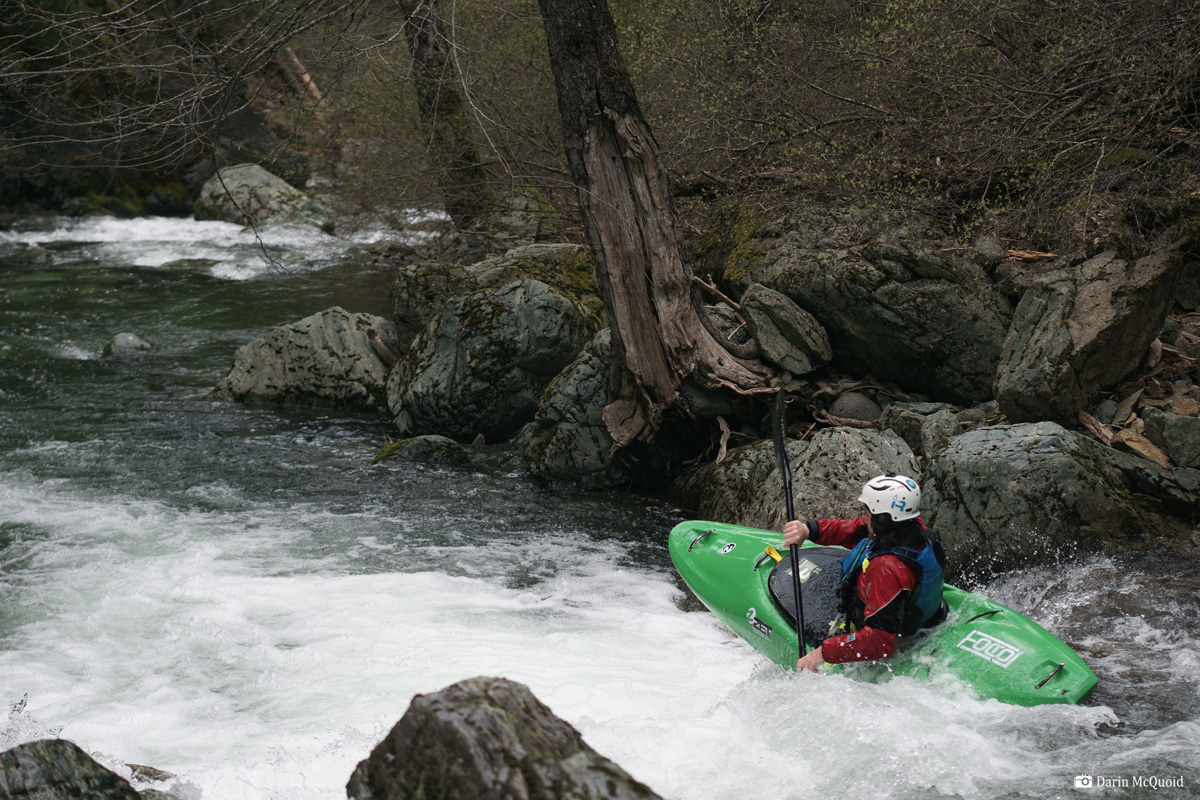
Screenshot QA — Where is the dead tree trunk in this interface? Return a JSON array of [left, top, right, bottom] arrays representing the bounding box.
[[538, 0, 773, 448], [399, 0, 491, 231]]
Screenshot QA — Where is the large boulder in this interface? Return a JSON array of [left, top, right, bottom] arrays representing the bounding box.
[[346, 677, 661, 800], [390, 243, 600, 352], [513, 329, 628, 486], [924, 422, 1199, 576], [740, 283, 832, 376], [745, 241, 1011, 404], [994, 250, 1180, 424], [672, 427, 919, 532], [387, 280, 591, 442], [194, 164, 314, 226], [213, 307, 398, 411], [0, 739, 140, 800]]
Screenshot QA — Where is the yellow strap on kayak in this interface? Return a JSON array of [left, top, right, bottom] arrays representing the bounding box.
[[764, 546, 783, 563]]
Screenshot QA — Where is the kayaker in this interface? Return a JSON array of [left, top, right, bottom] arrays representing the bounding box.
[[781, 474, 946, 673]]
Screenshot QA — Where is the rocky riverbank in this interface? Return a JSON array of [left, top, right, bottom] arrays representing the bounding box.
[[203, 165, 1200, 580]]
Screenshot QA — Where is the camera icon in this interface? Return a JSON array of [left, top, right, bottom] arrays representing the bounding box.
[[1075, 775, 1094, 788]]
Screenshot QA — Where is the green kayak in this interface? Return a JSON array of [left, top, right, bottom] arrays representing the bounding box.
[[669, 520, 1097, 706]]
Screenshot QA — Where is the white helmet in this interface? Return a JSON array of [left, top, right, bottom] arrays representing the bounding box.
[[858, 474, 921, 521]]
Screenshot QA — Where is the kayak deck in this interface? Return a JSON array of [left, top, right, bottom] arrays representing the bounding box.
[[669, 520, 1097, 706]]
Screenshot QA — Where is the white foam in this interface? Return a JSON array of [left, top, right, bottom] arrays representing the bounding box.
[[1, 478, 1196, 800], [0, 216, 419, 281]]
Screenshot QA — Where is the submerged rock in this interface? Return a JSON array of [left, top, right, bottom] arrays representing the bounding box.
[[373, 435, 471, 467], [102, 332, 154, 357], [995, 250, 1180, 424], [387, 279, 591, 443], [213, 307, 398, 411], [0, 739, 140, 800], [346, 677, 661, 800]]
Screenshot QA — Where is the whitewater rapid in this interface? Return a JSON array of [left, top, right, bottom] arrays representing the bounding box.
[[2, 215, 1197, 800]]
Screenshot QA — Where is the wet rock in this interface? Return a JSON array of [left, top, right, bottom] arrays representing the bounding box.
[[746, 240, 1011, 404], [373, 435, 472, 467], [740, 283, 831, 376], [388, 280, 590, 443], [213, 307, 398, 411], [0, 739, 140, 800], [924, 422, 1198, 575], [513, 329, 629, 486], [995, 250, 1181, 424], [102, 332, 153, 357], [346, 676, 661, 800], [194, 164, 315, 227], [671, 427, 918, 532]]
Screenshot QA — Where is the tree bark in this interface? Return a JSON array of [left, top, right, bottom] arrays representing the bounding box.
[[538, 0, 773, 448], [398, 0, 491, 231]]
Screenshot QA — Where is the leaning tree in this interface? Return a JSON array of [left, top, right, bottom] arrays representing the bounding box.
[[537, 0, 774, 450]]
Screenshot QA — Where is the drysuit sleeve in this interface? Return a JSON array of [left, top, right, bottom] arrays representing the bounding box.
[[810, 517, 868, 548], [820, 554, 917, 664]]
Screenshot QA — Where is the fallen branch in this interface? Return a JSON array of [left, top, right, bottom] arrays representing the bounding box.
[[367, 328, 399, 367], [1006, 249, 1058, 261], [1078, 410, 1114, 446], [716, 416, 731, 464]]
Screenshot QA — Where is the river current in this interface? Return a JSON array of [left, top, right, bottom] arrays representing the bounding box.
[[1, 215, 1197, 800]]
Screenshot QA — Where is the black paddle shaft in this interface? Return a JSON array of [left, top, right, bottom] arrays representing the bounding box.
[[772, 383, 807, 659]]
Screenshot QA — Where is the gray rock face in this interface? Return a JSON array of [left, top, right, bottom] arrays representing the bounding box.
[[213, 307, 398, 411], [0, 739, 140, 800], [514, 329, 626, 485], [923, 422, 1197, 575], [1143, 407, 1200, 469], [740, 283, 832, 376], [390, 243, 595, 352], [673, 427, 918, 532], [747, 241, 1011, 404], [995, 250, 1180, 424], [388, 280, 590, 442], [194, 164, 312, 226], [346, 677, 661, 800], [879, 401, 957, 456], [919, 409, 961, 457], [102, 332, 153, 357]]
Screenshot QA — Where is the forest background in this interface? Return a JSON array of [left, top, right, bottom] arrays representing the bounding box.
[[4, 0, 1199, 264]]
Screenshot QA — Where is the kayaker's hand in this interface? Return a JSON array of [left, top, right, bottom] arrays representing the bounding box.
[[797, 646, 826, 673], [782, 520, 810, 547]]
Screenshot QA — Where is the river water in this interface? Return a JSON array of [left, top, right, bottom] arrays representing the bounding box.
[[1, 215, 1197, 800]]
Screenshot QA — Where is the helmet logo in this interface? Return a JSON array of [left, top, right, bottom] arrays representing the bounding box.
[[891, 498, 907, 511]]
